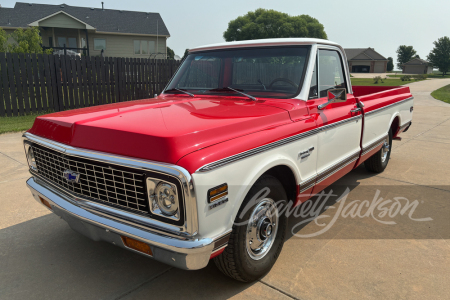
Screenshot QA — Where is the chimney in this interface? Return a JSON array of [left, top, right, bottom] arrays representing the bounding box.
[[101, 2, 104, 10]]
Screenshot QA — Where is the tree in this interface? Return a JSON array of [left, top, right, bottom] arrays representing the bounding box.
[[166, 46, 175, 59], [8, 27, 52, 54], [396, 45, 417, 69], [0, 28, 8, 52], [387, 57, 394, 71], [414, 54, 420, 59], [182, 48, 189, 60], [223, 8, 327, 42], [427, 36, 450, 76]]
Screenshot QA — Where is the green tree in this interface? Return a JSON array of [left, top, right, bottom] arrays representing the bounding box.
[[427, 36, 450, 76], [0, 28, 8, 52], [223, 9, 327, 42], [182, 48, 189, 60], [387, 57, 394, 71], [396, 45, 417, 69], [167, 46, 175, 59], [8, 27, 52, 54]]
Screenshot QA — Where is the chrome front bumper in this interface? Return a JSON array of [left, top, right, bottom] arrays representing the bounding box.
[[26, 177, 215, 270]]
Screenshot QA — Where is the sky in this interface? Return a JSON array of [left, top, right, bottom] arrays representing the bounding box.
[[2, 0, 449, 70]]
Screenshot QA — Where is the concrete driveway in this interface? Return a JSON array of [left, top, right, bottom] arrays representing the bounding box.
[[1, 79, 449, 300]]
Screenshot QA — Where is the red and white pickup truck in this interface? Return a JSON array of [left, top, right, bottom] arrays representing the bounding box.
[[24, 38, 413, 282]]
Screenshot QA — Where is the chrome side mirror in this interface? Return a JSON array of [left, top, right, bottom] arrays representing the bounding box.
[[318, 88, 347, 110]]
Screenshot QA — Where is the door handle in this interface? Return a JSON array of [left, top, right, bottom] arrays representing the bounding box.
[[350, 108, 361, 113]]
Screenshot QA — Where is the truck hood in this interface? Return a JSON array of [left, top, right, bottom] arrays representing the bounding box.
[[29, 95, 292, 164]]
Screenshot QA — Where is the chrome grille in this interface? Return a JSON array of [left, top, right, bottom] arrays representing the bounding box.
[[32, 144, 148, 213]]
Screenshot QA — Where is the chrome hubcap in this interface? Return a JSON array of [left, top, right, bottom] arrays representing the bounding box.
[[246, 198, 279, 260], [381, 139, 390, 163]]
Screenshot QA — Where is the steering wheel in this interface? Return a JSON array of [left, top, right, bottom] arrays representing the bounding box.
[[267, 78, 299, 88]]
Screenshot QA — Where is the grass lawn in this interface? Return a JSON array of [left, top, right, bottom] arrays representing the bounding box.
[[388, 74, 450, 79], [431, 84, 450, 104], [0, 112, 47, 135], [350, 78, 422, 86]]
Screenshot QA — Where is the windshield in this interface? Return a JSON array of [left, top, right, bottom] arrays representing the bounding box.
[[165, 46, 310, 99]]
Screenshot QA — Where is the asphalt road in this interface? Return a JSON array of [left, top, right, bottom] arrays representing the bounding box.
[[1, 79, 449, 300]]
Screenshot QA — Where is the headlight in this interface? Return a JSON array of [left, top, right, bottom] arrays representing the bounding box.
[[147, 178, 179, 220], [24, 143, 37, 171], [155, 182, 178, 216]]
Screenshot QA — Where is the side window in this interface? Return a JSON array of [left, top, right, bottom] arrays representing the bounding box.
[[308, 55, 318, 99], [318, 50, 347, 98]]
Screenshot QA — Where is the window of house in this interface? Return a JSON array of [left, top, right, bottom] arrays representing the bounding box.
[[149, 41, 155, 54], [134, 40, 155, 55], [141, 40, 148, 54], [94, 39, 106, 51], [318, 50, 347, 98], [57, 37, 77, 48]]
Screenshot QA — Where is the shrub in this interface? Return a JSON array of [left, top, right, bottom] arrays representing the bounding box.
[[412, 74, 428, 80], [373, 76, 383, 84], [401, 75, 412, 81]]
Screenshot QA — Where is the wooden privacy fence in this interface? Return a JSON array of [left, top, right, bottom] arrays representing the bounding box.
[[0, 53, 181, 117]]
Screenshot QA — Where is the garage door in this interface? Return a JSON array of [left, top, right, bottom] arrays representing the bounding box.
[[405, 65, 425, 74], [374, 62, 385, 73]]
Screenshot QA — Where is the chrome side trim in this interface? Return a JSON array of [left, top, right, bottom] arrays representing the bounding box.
[[399, 121, 411, 132], [197, 115, 361, 172], [299, 175, 317, 193], [298, 150, 360, 192], [362, 134, 388, 156], [365, 97, 414, 116], [23, 132, 199, 237], [315, 150, 360, 184]]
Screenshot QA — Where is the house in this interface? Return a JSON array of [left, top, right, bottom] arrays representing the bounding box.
[[0, 2, 170, 58], [344, 48, 388, 73], [402, 58, 433, 74]]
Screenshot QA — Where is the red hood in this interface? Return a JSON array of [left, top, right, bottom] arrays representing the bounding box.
[[29, 95, 292, 164]]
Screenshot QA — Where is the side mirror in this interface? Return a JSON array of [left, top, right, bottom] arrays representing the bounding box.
[[318, 88, 347, 110]]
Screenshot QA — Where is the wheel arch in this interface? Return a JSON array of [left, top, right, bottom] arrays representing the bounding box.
[[390, 114, 401, 137]]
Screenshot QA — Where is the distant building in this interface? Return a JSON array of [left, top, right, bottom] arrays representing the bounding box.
[[0, 2, 170, 58], [344, 48, 388, 73], [402, 58, 433, 74]]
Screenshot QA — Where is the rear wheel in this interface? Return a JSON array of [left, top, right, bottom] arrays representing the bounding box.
[[214, 175, 288, 282], [365, 129, 393, 173]]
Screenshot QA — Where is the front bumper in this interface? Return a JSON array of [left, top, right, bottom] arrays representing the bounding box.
[[26, 177, 215, 270]]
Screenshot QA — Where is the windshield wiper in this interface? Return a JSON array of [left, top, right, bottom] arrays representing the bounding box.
[[208, 87, 256, 101], [164, 88, 194, 97]]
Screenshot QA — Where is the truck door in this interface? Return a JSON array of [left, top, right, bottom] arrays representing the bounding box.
[[306, 48, 363, 194]]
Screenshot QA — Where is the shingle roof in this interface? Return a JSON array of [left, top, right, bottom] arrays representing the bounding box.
[[404, 58, 430, 65], [344, 48, 387, 61], [0, 2, 170, 36]]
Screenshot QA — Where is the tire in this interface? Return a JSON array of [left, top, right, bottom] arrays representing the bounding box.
[[214, 175, 288, 282], [365, 128, 393, 173]]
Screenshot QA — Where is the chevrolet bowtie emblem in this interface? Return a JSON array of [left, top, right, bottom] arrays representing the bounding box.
[[63, 170, 80, 183], [328, 89, 344, 101]]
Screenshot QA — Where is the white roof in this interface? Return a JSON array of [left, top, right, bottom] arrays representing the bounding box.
[[189, 38, 340, 53]]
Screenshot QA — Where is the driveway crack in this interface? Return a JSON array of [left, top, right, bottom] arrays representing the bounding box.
[[0, 151, 26, 166], [114, 267, 173, 300], [258, 280, 301, 300]]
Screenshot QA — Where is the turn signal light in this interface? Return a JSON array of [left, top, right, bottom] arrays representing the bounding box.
[[121, 236, 153, 256], [39, 196, 52, 210], [208, 183, 228, 203]]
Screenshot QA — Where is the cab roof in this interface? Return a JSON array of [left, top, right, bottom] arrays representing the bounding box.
[[189, 38, 341, 53]]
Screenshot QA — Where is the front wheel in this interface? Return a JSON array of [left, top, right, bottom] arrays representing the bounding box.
[[365, 129, 393, 173], [214, 175, 288, 282]]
